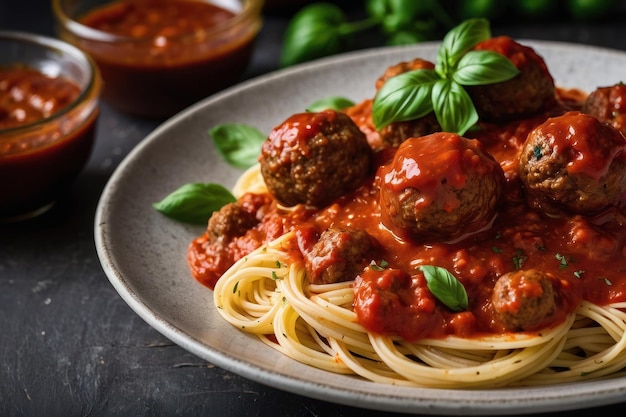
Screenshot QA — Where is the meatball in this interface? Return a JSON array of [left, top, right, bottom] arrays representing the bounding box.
[[378, 113, 441, 148], [374, 58, 441, 147], [353, 267, 441, 341], [207, 202, 258, 243], [379, 132, 504, 242], [374, 58, 435, 91], [259, 109, 372, 208], [303, 228, 375, 284], [467, 36, 555, 121], [518, 111, 626, 215], [582, 83, 626, 136], [491, 269, 556, 331]]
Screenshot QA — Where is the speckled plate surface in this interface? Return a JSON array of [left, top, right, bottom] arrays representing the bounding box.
[[95, 41, 626, 415]]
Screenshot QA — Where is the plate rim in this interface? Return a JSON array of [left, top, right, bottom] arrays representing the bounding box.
[[94, 40, 626, 415]]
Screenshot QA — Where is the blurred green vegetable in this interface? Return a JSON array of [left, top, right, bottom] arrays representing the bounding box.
[[513, 0, 559, 19], [457, 0, 504, 20], [280, 3, 369, 67], [567, 0, 615, 20], [280, 0, 453, 67], [280, 0, 619, 67]]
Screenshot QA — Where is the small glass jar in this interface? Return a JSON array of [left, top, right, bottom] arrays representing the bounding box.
[[0, 31, 102, 222], [53, 0, 264, 118]]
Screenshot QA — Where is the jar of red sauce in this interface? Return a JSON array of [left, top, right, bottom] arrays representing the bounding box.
[[53, 0, 263, 118], [0, 31, 102, 222]]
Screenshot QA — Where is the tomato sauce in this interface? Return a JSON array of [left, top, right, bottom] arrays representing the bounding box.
[[188, 88, 626, 341], [0, 67, 81, 130], [70, 0, 260, 117], [0, 66, 98, 218]]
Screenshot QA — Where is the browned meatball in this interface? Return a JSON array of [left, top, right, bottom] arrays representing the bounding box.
[[258, 109, 372, 208], [207, 202, 258, 243], [518, 111, 626, 215], [303, 227, 375, 284], [374, 58, 435, 91], [378, 113, 441, 148], [379, 132, 504, 242], [467, 36, 555, 122], [582, 83, 626, 136], [491, 269, 556, 331], [374, 58, 441, 147]]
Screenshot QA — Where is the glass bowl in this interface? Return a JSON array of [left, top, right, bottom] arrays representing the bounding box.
[[53, 0, 264, 118], [0, 31, 102, 222]]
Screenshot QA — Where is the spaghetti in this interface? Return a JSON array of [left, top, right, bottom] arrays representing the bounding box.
[[213, 224, 626, 388], [190, 33, 626, 388]]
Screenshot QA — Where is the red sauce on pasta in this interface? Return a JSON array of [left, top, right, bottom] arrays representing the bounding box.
[[188, 88, 626, 341]]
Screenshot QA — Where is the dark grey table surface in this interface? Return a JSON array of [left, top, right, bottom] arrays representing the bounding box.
[[2, 1, 626, 416]]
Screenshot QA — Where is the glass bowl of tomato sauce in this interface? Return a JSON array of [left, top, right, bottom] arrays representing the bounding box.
[[0, 31, 102, 222], [52, 0, 264, 118]]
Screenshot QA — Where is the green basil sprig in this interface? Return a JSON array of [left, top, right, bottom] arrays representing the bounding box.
[[372, 18, 520, 135], [153, 183, 236, 225], [419, 265, 468, 311]]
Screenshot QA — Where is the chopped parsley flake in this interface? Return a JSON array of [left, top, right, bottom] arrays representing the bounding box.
[[370, 259, 389, 271], [555, 253, 569, 269], [513, 249, 527, 270]]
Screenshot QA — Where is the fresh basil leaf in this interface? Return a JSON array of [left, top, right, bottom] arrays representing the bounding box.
[[280, 3, 346, 67], [432, 79, 478, 136], [372, 69, 439, 129], [306, 96, 355, 112], [436, 18, 490, 76], [209, 124, 266, 169], [419, 265, 468, 311], [453, 50, 520, 86], [153, 183, 236, 225]]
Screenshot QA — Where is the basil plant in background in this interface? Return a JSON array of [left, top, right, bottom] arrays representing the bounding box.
[[280, 0, 618, 68], [280, 0, 454, 68]]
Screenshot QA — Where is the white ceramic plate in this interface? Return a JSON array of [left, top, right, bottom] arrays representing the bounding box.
[[95, 41, 626, 415]]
